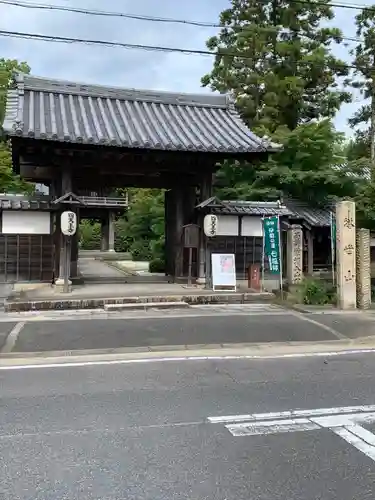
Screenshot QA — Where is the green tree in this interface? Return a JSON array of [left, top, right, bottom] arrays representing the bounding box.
[[0, 141, 33, 194], [0, 58, 30, 128], [215, 120, 358, 205], [346, 133, 370, 163], [202, 0, 350, 135], [0, 58, 32, 193], [121, 189, 165, 261], [79, 220, 101, 250], [349, 6, 375, 172]]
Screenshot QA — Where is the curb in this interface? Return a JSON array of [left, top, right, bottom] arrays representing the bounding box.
[[0, 337, 369, 360], [4, 292, 275, 312], [2, 338, 375, 368], [103, 301, 190, 311]]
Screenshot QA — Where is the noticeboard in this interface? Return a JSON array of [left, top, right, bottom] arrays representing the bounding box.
[[211, 253, 236, 291], [184, 224, 200, 248]]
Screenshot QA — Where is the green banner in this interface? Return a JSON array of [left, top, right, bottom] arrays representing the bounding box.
[[330, 212, 336, 246], [262, 216, 281, 275]]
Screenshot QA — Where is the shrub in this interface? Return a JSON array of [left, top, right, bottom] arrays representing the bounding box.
[[130, 240, 152, 261], [114, 218, 131, 253], [79, 220, 101, 250], [300, 278, 336, 305], [149, 258, 165, 273]]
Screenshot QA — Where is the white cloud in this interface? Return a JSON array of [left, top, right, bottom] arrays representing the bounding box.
[[0, 0, 226, 90], [0, 0, 369, 136]]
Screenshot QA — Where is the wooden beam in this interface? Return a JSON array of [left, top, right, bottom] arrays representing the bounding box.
[[18, 154, 212, 177], [14, 136, 265, 168], [73, 175, 199, 190]]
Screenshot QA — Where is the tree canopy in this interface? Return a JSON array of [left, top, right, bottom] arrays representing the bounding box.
[[0, 58, 32, 194], [201, 0, 350, 135], [0, 58, 29, 131], [199, 0, 375, 224], [215, 120, 358, 205]]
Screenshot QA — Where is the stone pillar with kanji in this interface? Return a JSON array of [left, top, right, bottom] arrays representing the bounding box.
[[356, 228, 371, 309], [336, 200, 356, 309], [287, 224, 303, 286]]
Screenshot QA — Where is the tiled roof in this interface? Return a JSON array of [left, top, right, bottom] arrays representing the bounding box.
[[197, 197, 332, 227], [223, 200, 293, 217], [0, 193, 128, 211], [3, 73, 276, 154], [0, 194, 53, 210], [196, 197, 293, 217], [285, 200, 332, 227]]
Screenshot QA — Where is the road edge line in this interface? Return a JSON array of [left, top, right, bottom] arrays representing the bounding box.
[[1, 322, 25, 353], [1, 345, 375, 370], [287, 309, 347, 340]]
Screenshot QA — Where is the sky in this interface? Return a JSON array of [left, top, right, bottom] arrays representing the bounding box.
[[0, 0, 372, 137]]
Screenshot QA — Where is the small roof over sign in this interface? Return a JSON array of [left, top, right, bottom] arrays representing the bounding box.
[[196, 197, 332, 228]]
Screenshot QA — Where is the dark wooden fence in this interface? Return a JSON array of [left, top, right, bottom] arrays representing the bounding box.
[[0, 235, 54, 282]]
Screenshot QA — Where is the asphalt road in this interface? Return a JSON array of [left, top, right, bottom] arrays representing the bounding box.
[[2, 352, 375, 499], [4, 304, 375, 353]]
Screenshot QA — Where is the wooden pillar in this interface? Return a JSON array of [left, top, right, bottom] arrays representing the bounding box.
[[306, 230, 314, 275], [61, 166, 72, 194], [108, 211, 116, 252], [53, 211, 61, 282], [164, 190, 173, 277], [184, 187, 197, 225], [197, 172, 213, 285], [165, 189, 178, 278], [51, 177, 61, 281], [174, 186, 185, 279], [101, 215, 109, 252], [182, 186, 198, 277], [165, 184, 197, 280], [70, 210, 80, 278], [55, 166, 72, 291]]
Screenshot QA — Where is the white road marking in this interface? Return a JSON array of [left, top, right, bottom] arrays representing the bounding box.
[[332, 426, 375, 462], [208, 405, 375, 424], [1, 348, 375, 370], [312, 412, 375, 428], [226, 418, 319, 436], [209, 404, 375, 463], [1, 322, 25, 353], [0, 419, 204, 440], [288, 310, 347, 340]]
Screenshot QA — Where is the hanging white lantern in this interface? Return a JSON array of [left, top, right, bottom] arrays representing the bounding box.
[[61, 211, 77, 236], [203, 214, 218, 237]]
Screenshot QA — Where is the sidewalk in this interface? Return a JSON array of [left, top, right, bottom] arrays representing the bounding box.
[[5, 254, 276, 311], [5, 283, 274, 312], [2, 305, 375, 357]]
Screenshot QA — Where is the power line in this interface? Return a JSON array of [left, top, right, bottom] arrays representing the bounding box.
[[0, 0, 219, 27], [0, 0, 368, 45], [289, 0, 375, 13], [0, 28, 365, 72], [1, 0, 375, 30]]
